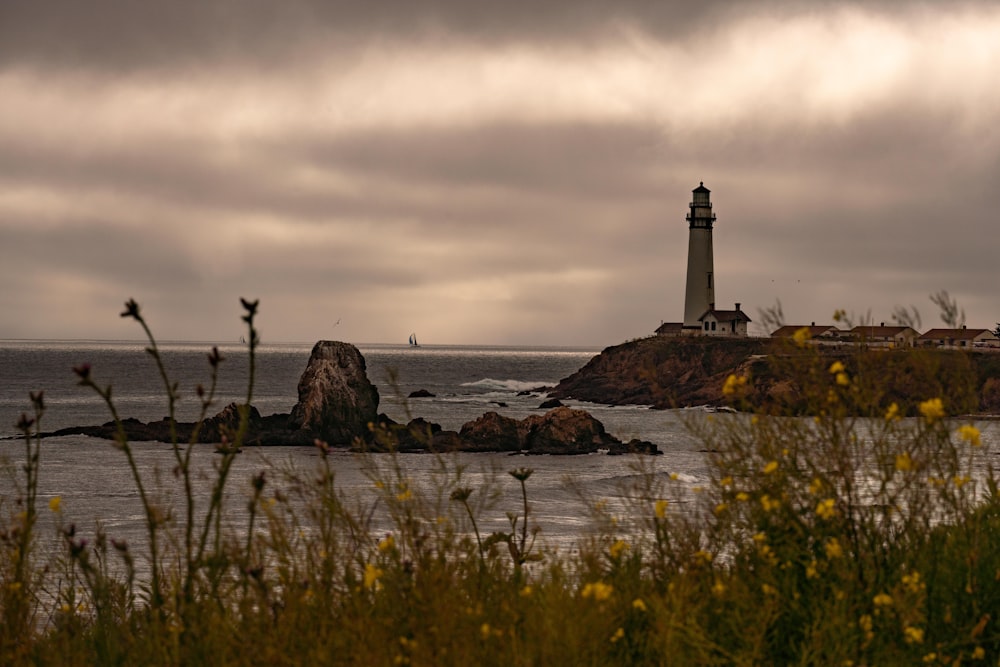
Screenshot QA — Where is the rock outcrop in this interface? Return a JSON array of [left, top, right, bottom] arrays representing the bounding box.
[[549, 336, 768, 409], [287, 341, 380, 445], [548, 336, 1000, 416], [363, 408, 659, 455], [459, 412, 522, 452], [519, 406, 624, 454]]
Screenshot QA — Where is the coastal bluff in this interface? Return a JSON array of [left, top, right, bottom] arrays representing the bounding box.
[[549, 336, 768, 408], [547, 336, 1000, 415]]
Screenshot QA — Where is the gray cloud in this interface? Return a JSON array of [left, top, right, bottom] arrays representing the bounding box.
[[2, 0, 999, 344]]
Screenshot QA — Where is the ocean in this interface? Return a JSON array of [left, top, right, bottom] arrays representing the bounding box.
[[0, 341, 710, 557]]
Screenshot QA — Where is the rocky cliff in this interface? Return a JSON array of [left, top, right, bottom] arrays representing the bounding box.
[[549, 336, 768, 408], [548, 336, 1000, 416]]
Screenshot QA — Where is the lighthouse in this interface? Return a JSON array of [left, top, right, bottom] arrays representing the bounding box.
[[683, 182, 716, 330]]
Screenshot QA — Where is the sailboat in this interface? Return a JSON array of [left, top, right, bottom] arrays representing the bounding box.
[[409, 333, 419, 347]]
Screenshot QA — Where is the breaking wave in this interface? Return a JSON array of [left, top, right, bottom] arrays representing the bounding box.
[[459, 378, 553, 392]]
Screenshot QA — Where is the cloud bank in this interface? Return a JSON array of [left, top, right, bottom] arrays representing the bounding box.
[[2, 1, 998, 344]]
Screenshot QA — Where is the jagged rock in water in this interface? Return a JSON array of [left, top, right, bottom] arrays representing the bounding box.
[[519, 406, 623, 455], [537, 398, 563, 409], [201, 403, 262, 442], [459, 411, 522, 452], [288, 341, 380, 445]]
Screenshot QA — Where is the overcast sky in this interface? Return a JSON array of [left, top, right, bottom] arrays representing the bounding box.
[[2, 1, 998, 346]]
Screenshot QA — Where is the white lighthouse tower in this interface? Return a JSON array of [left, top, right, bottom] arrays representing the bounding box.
[[683, 182, 716, 330]]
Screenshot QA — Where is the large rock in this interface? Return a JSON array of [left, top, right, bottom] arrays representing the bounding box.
[[459, 411, 523, 452], [519, 406, 623, 455], [287, 341, 380, 445]]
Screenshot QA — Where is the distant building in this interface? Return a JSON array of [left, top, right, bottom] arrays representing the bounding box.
[[848, 324, 919, 348], [771, 324, 845, 344], [658, 183, 749, 337], [655, 322, 684, 336], [919, 327, 999, 349], [699, 303, 752, 336]]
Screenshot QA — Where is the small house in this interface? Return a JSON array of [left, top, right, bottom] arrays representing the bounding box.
[[918, 327, 999, 349], [848, 324, 919, 348], [698, 303, 751, 337]]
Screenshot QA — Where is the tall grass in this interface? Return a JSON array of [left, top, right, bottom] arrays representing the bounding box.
[[2, 305, 999, 665]]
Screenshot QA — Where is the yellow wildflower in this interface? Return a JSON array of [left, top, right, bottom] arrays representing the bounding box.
[[736, 491, 750, 502], [581, 581, 614, 602], [859, 614, 874, 643], [363, 563, 383, 590], [711, 580, 726, 596], [922, 653, 937, 663], [722, 374, 748, 396], [610, 627, 625, 643], [824, 538, 843, 559], [693, 550, 713, 565], [654, 499, 668, 519], [792, 327, 811, 346], [902, 571, 924, 593], [763, 460, 779, 475], [833, 309, 846, 322], [762, 583, 778, 596], [972, 646, 985, 660], [719, 476, 733, 487], [519, 585, 533, 598], [958, 424, 982, 447], [815, 498, 837, 520], [608, 539, 629, 559], [885, 402, 901, 422], [873, 592, 893, 607], [895, 452, 914, 472], [752, 532, 767, 543], [828, 361, 846, 375], [48, 496, 62, 513], [714, 502, 728, 516], [760, 494, 780, 512], [835, 372, 850, 387], [918, 397, 945, 424], [904, 625, 924, 644], [806, 561, 819, 579], [953, 475, 971, 489], [808, 477, 824, 495], [480, 623, 492, 640], [632, 598, 647, 612], [396, 489, 413, 502], [758, 544, 777, 566], [378, 534, 395, 553]]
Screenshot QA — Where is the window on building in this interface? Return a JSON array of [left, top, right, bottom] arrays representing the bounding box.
[[704, 322, 709, 331], [707, 272, 713, 288], [711, 321, 717, 331]]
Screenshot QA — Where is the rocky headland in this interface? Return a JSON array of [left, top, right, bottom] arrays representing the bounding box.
[[548, 335, 1000, 416]]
